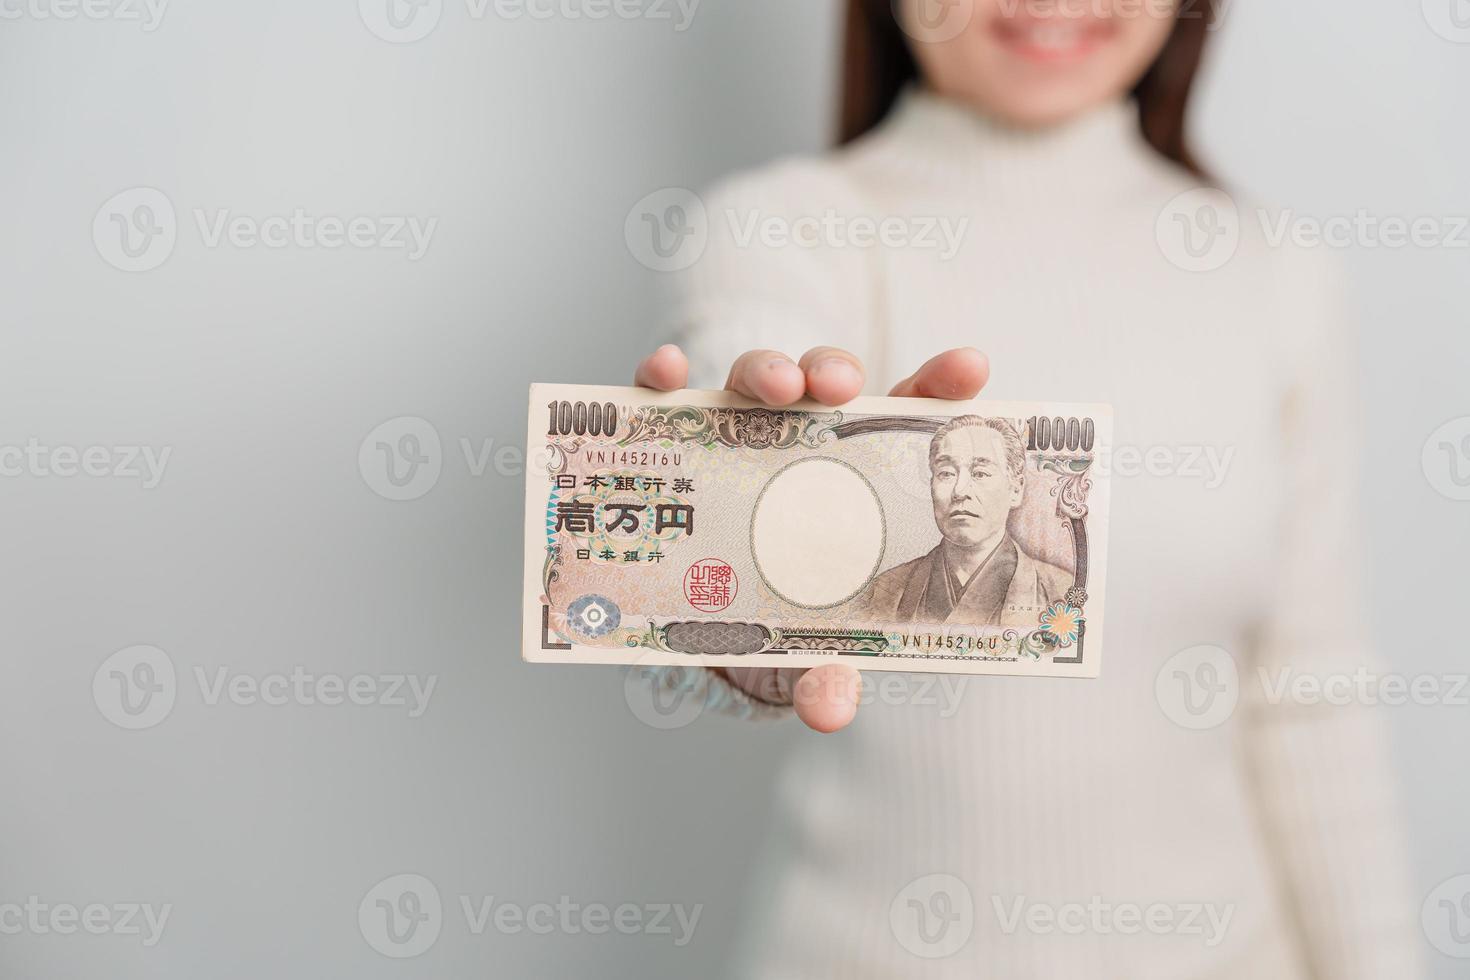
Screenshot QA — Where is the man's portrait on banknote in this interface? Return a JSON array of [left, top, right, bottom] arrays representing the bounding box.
[[856, 415, 1073, 628]]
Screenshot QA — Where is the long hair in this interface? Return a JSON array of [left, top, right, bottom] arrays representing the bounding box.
[[839, 0, 1217, 175]]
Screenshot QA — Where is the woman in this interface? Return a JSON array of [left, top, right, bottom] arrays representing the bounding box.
[[632, 1, 1422, 976]]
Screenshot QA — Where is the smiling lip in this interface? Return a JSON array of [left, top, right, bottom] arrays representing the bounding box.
[[991, 13, 1117, 64]]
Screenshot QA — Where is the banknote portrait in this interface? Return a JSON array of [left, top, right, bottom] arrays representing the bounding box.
[[855, 415, 1074, 628]]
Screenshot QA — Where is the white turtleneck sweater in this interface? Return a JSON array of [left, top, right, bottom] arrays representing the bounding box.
[[657, 90, 1424, 980]]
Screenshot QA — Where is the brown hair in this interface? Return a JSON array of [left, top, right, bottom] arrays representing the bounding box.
[[840, 0, 1217, 175]]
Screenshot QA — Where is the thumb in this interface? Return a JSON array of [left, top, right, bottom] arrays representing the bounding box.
[[792, 664, 862, 733]]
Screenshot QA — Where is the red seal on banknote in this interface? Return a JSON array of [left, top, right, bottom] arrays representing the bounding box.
[[683, 558, 737, 613]]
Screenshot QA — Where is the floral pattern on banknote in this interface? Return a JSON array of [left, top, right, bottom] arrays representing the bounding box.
[[1039, 456, 1094, 520], [1038, 602, 1082, 647], [620, 405, 841, 451]]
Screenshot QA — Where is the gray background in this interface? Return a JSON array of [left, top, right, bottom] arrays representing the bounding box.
[[1, 0, 1466, 977]]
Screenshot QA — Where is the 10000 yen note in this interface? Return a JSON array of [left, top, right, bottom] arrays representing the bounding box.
[[523, 383, 1113, 677]]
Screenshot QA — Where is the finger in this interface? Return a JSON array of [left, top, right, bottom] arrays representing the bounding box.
[[797, 346, 866, 406], [725, 349, 806, 406], [888, 347, 990, 400], [633, 344, 690, 391], [792, 664, 861, 734]]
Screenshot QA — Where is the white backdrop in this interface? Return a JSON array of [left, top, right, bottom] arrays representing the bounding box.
[[0, 1, 1466, 977]]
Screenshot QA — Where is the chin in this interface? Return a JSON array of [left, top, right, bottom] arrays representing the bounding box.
[[957, 71, 1135, 129], [988, 91, 1116, 128], [942, 528, 989, 549]]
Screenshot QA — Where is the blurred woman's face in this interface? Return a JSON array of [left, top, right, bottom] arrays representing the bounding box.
[[899, 0, 1181, 127]]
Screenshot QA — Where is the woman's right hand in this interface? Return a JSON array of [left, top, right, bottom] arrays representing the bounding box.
[[633, 343, 991, 733]]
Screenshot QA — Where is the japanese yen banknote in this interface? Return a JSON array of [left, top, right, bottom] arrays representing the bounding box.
[[523, 383, 1113, 677]]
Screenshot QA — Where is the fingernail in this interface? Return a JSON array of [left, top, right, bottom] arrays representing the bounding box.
[[810, 358, 861, 386], [763, 356, 799, 375]]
